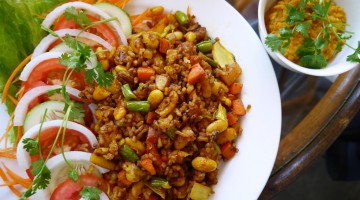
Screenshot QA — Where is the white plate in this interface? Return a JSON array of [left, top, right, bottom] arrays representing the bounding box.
[[0, 0, 281, 199]]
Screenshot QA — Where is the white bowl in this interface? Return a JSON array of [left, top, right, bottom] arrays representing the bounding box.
[[258, 0, 360, 76]]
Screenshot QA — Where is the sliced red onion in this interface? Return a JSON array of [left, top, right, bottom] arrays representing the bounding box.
[[13, 85, 80, 126], [29, 151, 108, 200], [20, 52, 63, 81], [88, 103, 98, 123], [32, 29, 113, 59], [41, 2, 127, 45], [16, 120, 98, 170]]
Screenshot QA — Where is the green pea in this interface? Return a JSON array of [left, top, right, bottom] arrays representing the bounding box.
[[175, 10, 189, 27], [196, 40, 213, 53]]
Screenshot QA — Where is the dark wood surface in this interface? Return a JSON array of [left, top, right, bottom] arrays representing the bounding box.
[[227, 0, 360, 199]]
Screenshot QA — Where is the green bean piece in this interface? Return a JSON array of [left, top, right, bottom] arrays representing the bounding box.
[[201, 54, 218, 67], [196, 40, 213, 53], [126, 101, 150, 112], [121, 84, 137, 100], [175, 10, 189, 27], [150, 177, 171, 189], [120, 144, 139, 162]]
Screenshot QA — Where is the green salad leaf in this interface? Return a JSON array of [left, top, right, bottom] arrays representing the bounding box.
[[0, 0, 66, 112]]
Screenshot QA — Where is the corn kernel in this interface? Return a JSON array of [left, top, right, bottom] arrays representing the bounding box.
[[185, 31, 196, 43], [148, 89, 164, 108], [93, 86, 111, 101], [115, 65, 127, 72], [220, 96, 232, 107], [114, 106, 127, 120]]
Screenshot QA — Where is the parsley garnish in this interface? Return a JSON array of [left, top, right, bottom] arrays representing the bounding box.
[[265, 0, 360, 68]]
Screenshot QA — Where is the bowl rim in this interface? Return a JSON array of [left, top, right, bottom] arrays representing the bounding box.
[[257, 0, 360, 76]]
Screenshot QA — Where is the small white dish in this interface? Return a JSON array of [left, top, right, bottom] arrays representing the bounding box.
[[258, 0, 360, 76]]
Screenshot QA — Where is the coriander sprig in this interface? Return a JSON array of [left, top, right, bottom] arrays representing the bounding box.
[[265, 0, 360, 69], [21, 7, 115, 200]]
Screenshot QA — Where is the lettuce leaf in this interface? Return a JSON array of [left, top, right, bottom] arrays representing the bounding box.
[[0, 0, 66, 113]]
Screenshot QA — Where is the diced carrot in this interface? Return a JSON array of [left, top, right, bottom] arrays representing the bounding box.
[[221, 142, 237, 160], [146, 112, 157, 125], [187, 64, 206, 85], [3, 164, 32, 189], [140, 158, 156, 175], [0, 167, 22, 197], [229, 83, 243, 95], [159, 38, 170, 54], [117, 170, 132, 186], [232, 99, 246, 116], [137, 66, 155, 82], [2, 54, 32, 103], [227, 113, 238, 126]]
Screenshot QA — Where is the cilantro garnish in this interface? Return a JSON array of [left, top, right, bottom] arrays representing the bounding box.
[[265, 0, 360, 68], [64, 7, 92, 28], [20, 7, 115, 200], [80, 186, 102, 200]]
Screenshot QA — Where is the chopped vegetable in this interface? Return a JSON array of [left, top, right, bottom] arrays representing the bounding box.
[[126, 101, 151, 112], [117, 170, 132, 186], [190, 182, 212, 200], [165, 127, 176, 140], [159, 38, 170, 53], [196, 40, 212, 53], [226, 113, 238, 126], [232, 99, 246, 116], [137, 66, 156, 82], [140, 158, 156, 175], [218, 63, 242, 86], [150, 177, 171, 189], [212, 41, 235, 69], [144, 182, 166, 199], [90, 153, 116, 170], [220, 142, 237, 159], [187, 64, 206, 85], [214, 104, 227, 121], [174, 10, 189, 27], [121, 83, 137, 100], [229, 82, 243, 95], [120, 144, 139, 162]]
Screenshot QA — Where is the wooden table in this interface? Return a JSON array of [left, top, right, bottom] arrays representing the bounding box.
[[227, 0, 360, 199]]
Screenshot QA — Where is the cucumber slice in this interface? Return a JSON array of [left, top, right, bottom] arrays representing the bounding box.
[[95, 2, 132, 37], [23, 101, 85, 132], [49, 42, 98, 67]]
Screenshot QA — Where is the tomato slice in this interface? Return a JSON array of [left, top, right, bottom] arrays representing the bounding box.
[[23, 58, 85, 93], [53, 14, 118, 47], [50, 175, 108, 200], [30, 128, 92, 163]]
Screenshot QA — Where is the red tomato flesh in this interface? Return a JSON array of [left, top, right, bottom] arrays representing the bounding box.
[[23, 58, 85, 93], [50, 175, 108, 200], [30, 127, 92, 163], [52, 14, 118, 47]]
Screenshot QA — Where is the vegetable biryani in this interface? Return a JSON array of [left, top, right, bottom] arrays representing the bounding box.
[[0, 1, 246, 200]]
